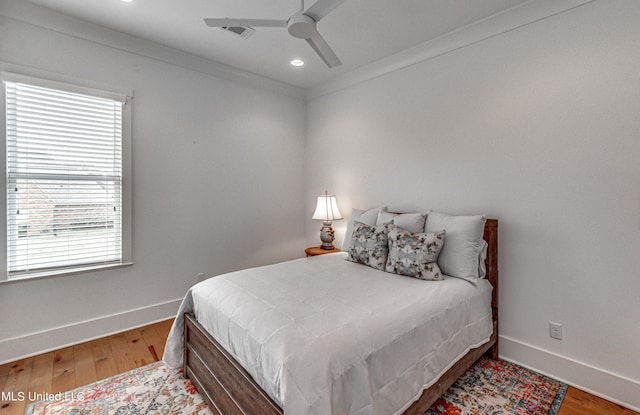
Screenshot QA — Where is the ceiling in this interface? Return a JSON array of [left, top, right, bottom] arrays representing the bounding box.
[[22, 0, 531, 89]]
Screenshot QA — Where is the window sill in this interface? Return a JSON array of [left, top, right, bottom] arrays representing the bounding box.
[[0, 262, 134, 284]]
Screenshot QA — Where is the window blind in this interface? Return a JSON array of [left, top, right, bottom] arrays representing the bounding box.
[[5, 79, 124, 277]]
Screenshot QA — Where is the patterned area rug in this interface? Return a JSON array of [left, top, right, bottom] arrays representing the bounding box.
[[427, 357, 567, 415], [26, 357, 566, 415]]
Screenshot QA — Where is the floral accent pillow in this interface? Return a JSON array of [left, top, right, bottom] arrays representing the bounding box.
[[385, 226, 446, 280], [346, 221, 390, 271]]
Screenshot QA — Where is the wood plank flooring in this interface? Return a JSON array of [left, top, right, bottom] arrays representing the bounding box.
[[0, 319, 172, 415], [560, 387, 638, 415], [0, 318, 636, 415]]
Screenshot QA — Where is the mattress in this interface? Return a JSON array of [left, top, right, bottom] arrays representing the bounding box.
[[163, 252, 493, 415]]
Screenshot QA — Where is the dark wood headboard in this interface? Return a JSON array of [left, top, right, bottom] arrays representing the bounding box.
[[483, 219, 498, 358]]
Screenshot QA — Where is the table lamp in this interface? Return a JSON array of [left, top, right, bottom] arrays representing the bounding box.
[[312, 191, 343, 250]]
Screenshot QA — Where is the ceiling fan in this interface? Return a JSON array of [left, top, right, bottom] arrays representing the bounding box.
[[204, 0, 347, 68]]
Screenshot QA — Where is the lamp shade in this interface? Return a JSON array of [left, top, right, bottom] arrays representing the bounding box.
[[312, 192, 343, 221]]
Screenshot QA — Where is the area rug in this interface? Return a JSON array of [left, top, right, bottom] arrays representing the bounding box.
[[26, 357, 567, 415], [427, 356, 567, 415]]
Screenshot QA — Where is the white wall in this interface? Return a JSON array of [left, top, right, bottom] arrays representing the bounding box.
[[0, 2, 306, 362], [306, 0, 640, 410]]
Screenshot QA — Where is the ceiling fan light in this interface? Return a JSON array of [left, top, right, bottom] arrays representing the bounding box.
[[287, 13, 316, 39], [290, 59, 305, 67]]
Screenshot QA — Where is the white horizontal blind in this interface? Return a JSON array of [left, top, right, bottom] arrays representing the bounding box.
[[5, 79, 124, 277]]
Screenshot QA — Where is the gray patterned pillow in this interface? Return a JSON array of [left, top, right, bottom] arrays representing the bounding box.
[[346, 221, 390, 271], [385, 225, 446, 280]]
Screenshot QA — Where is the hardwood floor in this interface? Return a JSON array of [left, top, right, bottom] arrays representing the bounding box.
[[0, 319, 636, 415], [0, 319, 172, 415], [560, 387, 638, 415]]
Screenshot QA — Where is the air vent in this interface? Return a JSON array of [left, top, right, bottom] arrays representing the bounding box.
[[220, 26, 255, 39]]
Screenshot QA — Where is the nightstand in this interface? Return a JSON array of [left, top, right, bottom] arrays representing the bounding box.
[[305, 246, 341, 257]]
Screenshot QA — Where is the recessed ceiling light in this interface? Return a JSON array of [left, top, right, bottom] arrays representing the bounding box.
[[290, 59, 305, 67], [121, 0, 134, 3]]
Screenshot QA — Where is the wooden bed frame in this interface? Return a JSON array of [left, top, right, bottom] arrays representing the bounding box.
[[183, 219, 498, 415]]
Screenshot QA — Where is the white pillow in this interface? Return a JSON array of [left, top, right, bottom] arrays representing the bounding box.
[[377, 211, 428, 234], [342, 207, 386, 251], [424, 211, 486, 283], [478, 239, 488, 279]]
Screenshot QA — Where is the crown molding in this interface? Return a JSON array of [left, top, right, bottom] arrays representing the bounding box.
[[0, 0, 305, 100], [0, 0, 596, 102], [306, 0, 596, 100]]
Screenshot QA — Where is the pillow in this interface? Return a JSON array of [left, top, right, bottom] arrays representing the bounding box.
[[376, 211, 428, 234], [346, 221, 390, 271], [424, 212, 486, 282], [385, 226, 446, 280], [478, 239, 488, 279], [341, 206, 386, 251]]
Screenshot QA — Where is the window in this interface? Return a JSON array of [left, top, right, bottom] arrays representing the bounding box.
[[2, 73, 132, 280]]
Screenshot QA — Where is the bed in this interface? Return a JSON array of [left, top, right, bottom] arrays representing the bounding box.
[[164, 218, 498, 415]]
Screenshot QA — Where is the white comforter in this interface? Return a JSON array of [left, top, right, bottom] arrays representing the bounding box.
[[163, 253, 493, 415]]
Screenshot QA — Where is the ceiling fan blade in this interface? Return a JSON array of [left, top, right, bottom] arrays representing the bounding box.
[[204, 18, 287, 28], [306, 30, 342, 68], [304, 0, 347, 22]]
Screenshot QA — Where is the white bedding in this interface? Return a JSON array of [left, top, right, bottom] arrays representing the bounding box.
[[163, 252, 493, 415]]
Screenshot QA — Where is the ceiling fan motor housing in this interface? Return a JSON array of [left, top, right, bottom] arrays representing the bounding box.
[[288, 13, 316, 39]]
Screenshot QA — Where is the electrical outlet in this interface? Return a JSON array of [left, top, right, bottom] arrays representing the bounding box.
[[549, 322, 563, 340], [196, 273, 205, 282]]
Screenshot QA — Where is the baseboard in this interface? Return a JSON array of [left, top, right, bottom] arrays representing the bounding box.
[[4, 316, 638, 412], [0, 298, 182, 365], [499, 335, 640, 412]]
